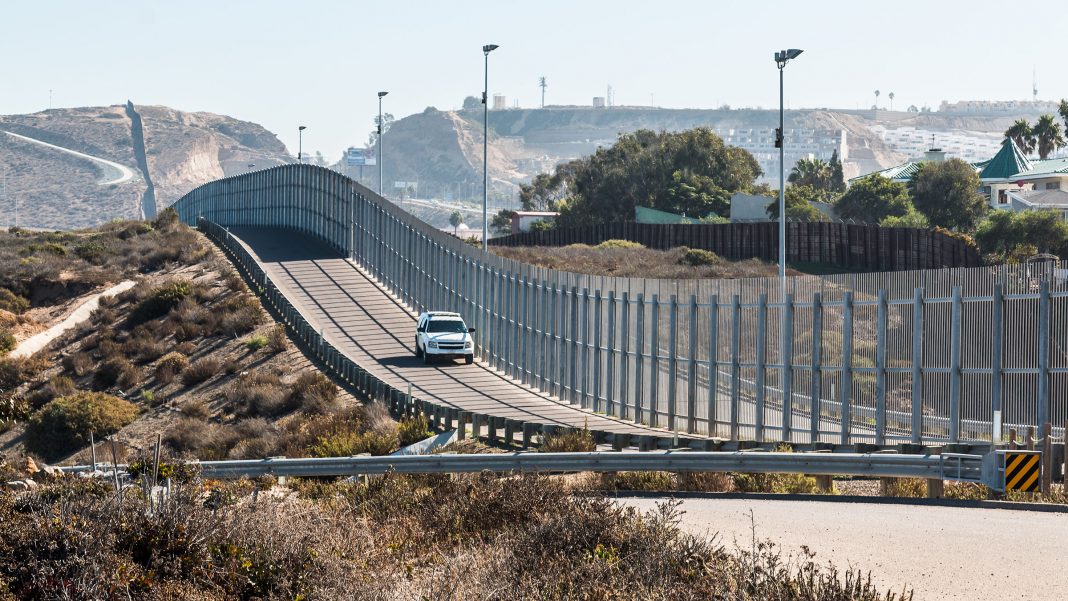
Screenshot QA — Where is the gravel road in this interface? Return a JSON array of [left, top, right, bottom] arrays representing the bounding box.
[[620, 497, 1067, 600]]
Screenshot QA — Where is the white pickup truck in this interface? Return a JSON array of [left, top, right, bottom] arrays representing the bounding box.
[[414, 311, 475, 364]]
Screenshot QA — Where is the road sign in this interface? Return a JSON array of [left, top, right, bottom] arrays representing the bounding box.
[[345, 148, 376, 166], [1004, 451, 1041, 492]]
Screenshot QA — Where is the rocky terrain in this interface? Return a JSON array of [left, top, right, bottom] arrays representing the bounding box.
[[0, 105, 291, 230]]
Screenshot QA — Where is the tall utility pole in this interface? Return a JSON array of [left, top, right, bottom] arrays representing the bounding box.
[[298, 126, 306, 164], [775, 48, 803, 302], [539, 76, 547, 108], [378, 91, 388, 196], [482, 43, 499, 250]]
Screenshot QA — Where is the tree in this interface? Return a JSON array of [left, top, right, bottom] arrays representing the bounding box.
[[518, 164, 578, 211], [490, 209, 515, 235], [888, 92, 895, 111], [765, 185, 828, 221], [554, 128, 762, 227], [366, 112, 395, 149], [1059, 99, 1068, 132], [462, 96, 481, 110], [828, 150, 846, 193], [909, 158, 988, 232], [1004, 119, 1035, 155], [1015, 209, 1068, 253], [975, 209, 1068, 262], [788, 158, 831, 189], [449, 210, 464, 235], [835, 175, 912, 224], [880, 206, 929, 228], [1032, 114, 1066, 159]]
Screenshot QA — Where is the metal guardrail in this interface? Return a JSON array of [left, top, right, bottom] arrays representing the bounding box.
[[61, 450, 986, 483]]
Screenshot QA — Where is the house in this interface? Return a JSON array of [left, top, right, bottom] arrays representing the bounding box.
[[510, 211, 558, 234], [854, 140, 1068, 222]]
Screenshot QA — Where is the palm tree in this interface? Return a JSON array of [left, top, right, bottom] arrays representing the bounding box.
[[874, 90, 880, 109], [1004, 119, 1036, 155], [888, 92, 895, 111], [1059, 99, 1068, 131], [1032, 113, 1066, 159], [788, 158, 832, 190]]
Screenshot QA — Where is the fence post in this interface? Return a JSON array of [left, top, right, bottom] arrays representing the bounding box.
[[839, 291, 854, 445], [730, 294, 741, 441], [606, 291, 617, 416], [875, 289, 888, 446], [579, 288, 590, 407], [593, 290, 603, 413], [809, 293, 823, 445], [1037, 281, 1051, 430], [707, 295, 719, 437], [949, 285, 963, 443], [667, 295, 679, 432], [635, 293, 645, 425], [781, 293, 794, 444], [755, 293, 768, 442], [620, 292, 631, 421], [548, 285, 559, 397], [686, 295, 698, 434], [991, 283, 1004, 444], [910, 287, 925, 444], [649, 294, 661, 428], [1041, 422, 1052, 495]]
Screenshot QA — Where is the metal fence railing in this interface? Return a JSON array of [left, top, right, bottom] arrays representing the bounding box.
[[172, 164, 1068, 445]]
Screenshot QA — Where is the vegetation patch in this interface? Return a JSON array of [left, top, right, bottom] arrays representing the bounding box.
[[24, 391, 139, 458]]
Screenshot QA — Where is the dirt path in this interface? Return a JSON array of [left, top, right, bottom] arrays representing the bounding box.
[[10, 280, 135, 358]]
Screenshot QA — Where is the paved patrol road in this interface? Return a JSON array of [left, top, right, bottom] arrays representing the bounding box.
[[620, 497, 1067, 600]]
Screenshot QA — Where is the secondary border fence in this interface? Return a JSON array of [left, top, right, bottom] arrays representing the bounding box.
[[173, 164, 1068, 446], [490, 220, 982, 272]]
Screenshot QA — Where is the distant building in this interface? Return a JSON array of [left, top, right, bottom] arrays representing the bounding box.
[[592, 97, 606, 108], [714, 127, 847, 186], [938, 99, 1061, 114], [493, 94, 507, 110], [729, 192, 776, 221], [510, 211, 558, 234]]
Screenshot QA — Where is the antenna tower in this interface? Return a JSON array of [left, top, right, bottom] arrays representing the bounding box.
[[538, 77, 547, 108], [1033, 67, 1038, 102]]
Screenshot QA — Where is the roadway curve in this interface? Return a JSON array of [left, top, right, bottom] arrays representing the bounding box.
[[228, 226, 685, 437], [621, 496, 1067, 601], [2, 130, 137, 185]]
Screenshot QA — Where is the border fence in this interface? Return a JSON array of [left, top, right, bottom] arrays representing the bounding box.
[[489, 220, 981, 272], [172, 164, 1067, 446]]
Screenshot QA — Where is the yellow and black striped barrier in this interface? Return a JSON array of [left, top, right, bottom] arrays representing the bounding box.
[[1003, 451, 1041, 493]]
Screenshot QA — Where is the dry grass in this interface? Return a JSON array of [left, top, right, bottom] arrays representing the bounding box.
[[493, 244, 780, 279]]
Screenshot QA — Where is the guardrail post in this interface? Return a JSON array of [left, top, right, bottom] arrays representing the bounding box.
[[457, 411, 470, 440], [781, 293, 794, 443], [504, 419, 517, 447], [707, 295, 720, 438], [686, 295, 698, 434], [522, 423, 537, 448], [839, 291, 854, 445], [910, 287, 925, 444], [1041, 422, 1052, 495], [755, 293, 768, 442], [926, 447, 944, 499], [635, 293, 646, 425], [949, 286, 963, 443], [593, 290, 603, 413], [667, 295, 679, 431], [991, 283, 1004, 444], [875, 289, 888, 446], [1037, 281, 1051, 430], [729, 294, 741, 441]]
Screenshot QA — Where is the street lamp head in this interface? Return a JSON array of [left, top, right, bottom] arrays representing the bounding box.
[[483, 44, 499, 54], [775, 48, 803, 69], [378, 91, 388, 98], [298, 125, 307, 131]]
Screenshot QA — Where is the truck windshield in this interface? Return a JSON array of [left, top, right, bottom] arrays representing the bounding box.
[[427, 320, 466, 334]]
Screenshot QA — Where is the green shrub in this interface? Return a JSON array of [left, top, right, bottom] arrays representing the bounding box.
[[0, 288, 30, 314], [152, 207, 180, 230], [309, 428, 398, 457], [882, 477, 925, 498], [600, 471, 674, 491], [595, 239, 644, 250], [540, 426, 596, 452], [181, 358, 220, 387], [398, 413, 433, 447], [289, 372, 338, 414], [244, 334, 268, 352], [25, 375, 77, 409], [679, 248, 723, 267], [129, 280, 192, 325], [0, 328, 15, 356], [0, 355, 47, 390], [25, 391, 139, 458], [732, 472, 820, 494]]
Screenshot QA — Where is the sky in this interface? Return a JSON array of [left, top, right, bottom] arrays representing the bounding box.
[[3, 0, 1067, 162]]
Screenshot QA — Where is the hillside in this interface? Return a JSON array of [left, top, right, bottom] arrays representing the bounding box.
[[0, 105, 291, 230]]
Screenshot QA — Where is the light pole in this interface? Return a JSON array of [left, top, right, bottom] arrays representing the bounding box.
[[378, 91, 388, 196], [775, 48, 802, 301], [298, 125, 306, 164], [482, 43, 499, 250]]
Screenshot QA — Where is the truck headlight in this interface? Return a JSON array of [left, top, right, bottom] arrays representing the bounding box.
[[428, 341, 438, 349], [465, 341, 472, 349]]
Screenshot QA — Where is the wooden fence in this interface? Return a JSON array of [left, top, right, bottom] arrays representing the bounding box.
[[489, 221, 982, 271]]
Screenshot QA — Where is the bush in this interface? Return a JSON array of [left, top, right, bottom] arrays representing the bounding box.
[[25, 375, 76, 409], [309, 427, 398, 457], [540, 426, 596, 452], [0, 288, 30, 314], [398, 413, 433, 447], [25, 391, 139, 458], [228, 371, 291, 417], [124, 334, 166, 363], [182, 398, 211, 420], [181, 358, 221, 387], [595, 239, 644, 250], [244, 334, 268, 352], [93, 356, 139, 390], [214, 295, 264, 337], [290, 372, 338, 414], [129, 280, 192, 325], [266, 324, 289, 353], [600, 471, 674, 491], [62, 352, 94, 377], [154, 352, 189, 385], [679, 248, 723, 267], [0, 328, 14, 355], [0, 355, 48, 390]]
